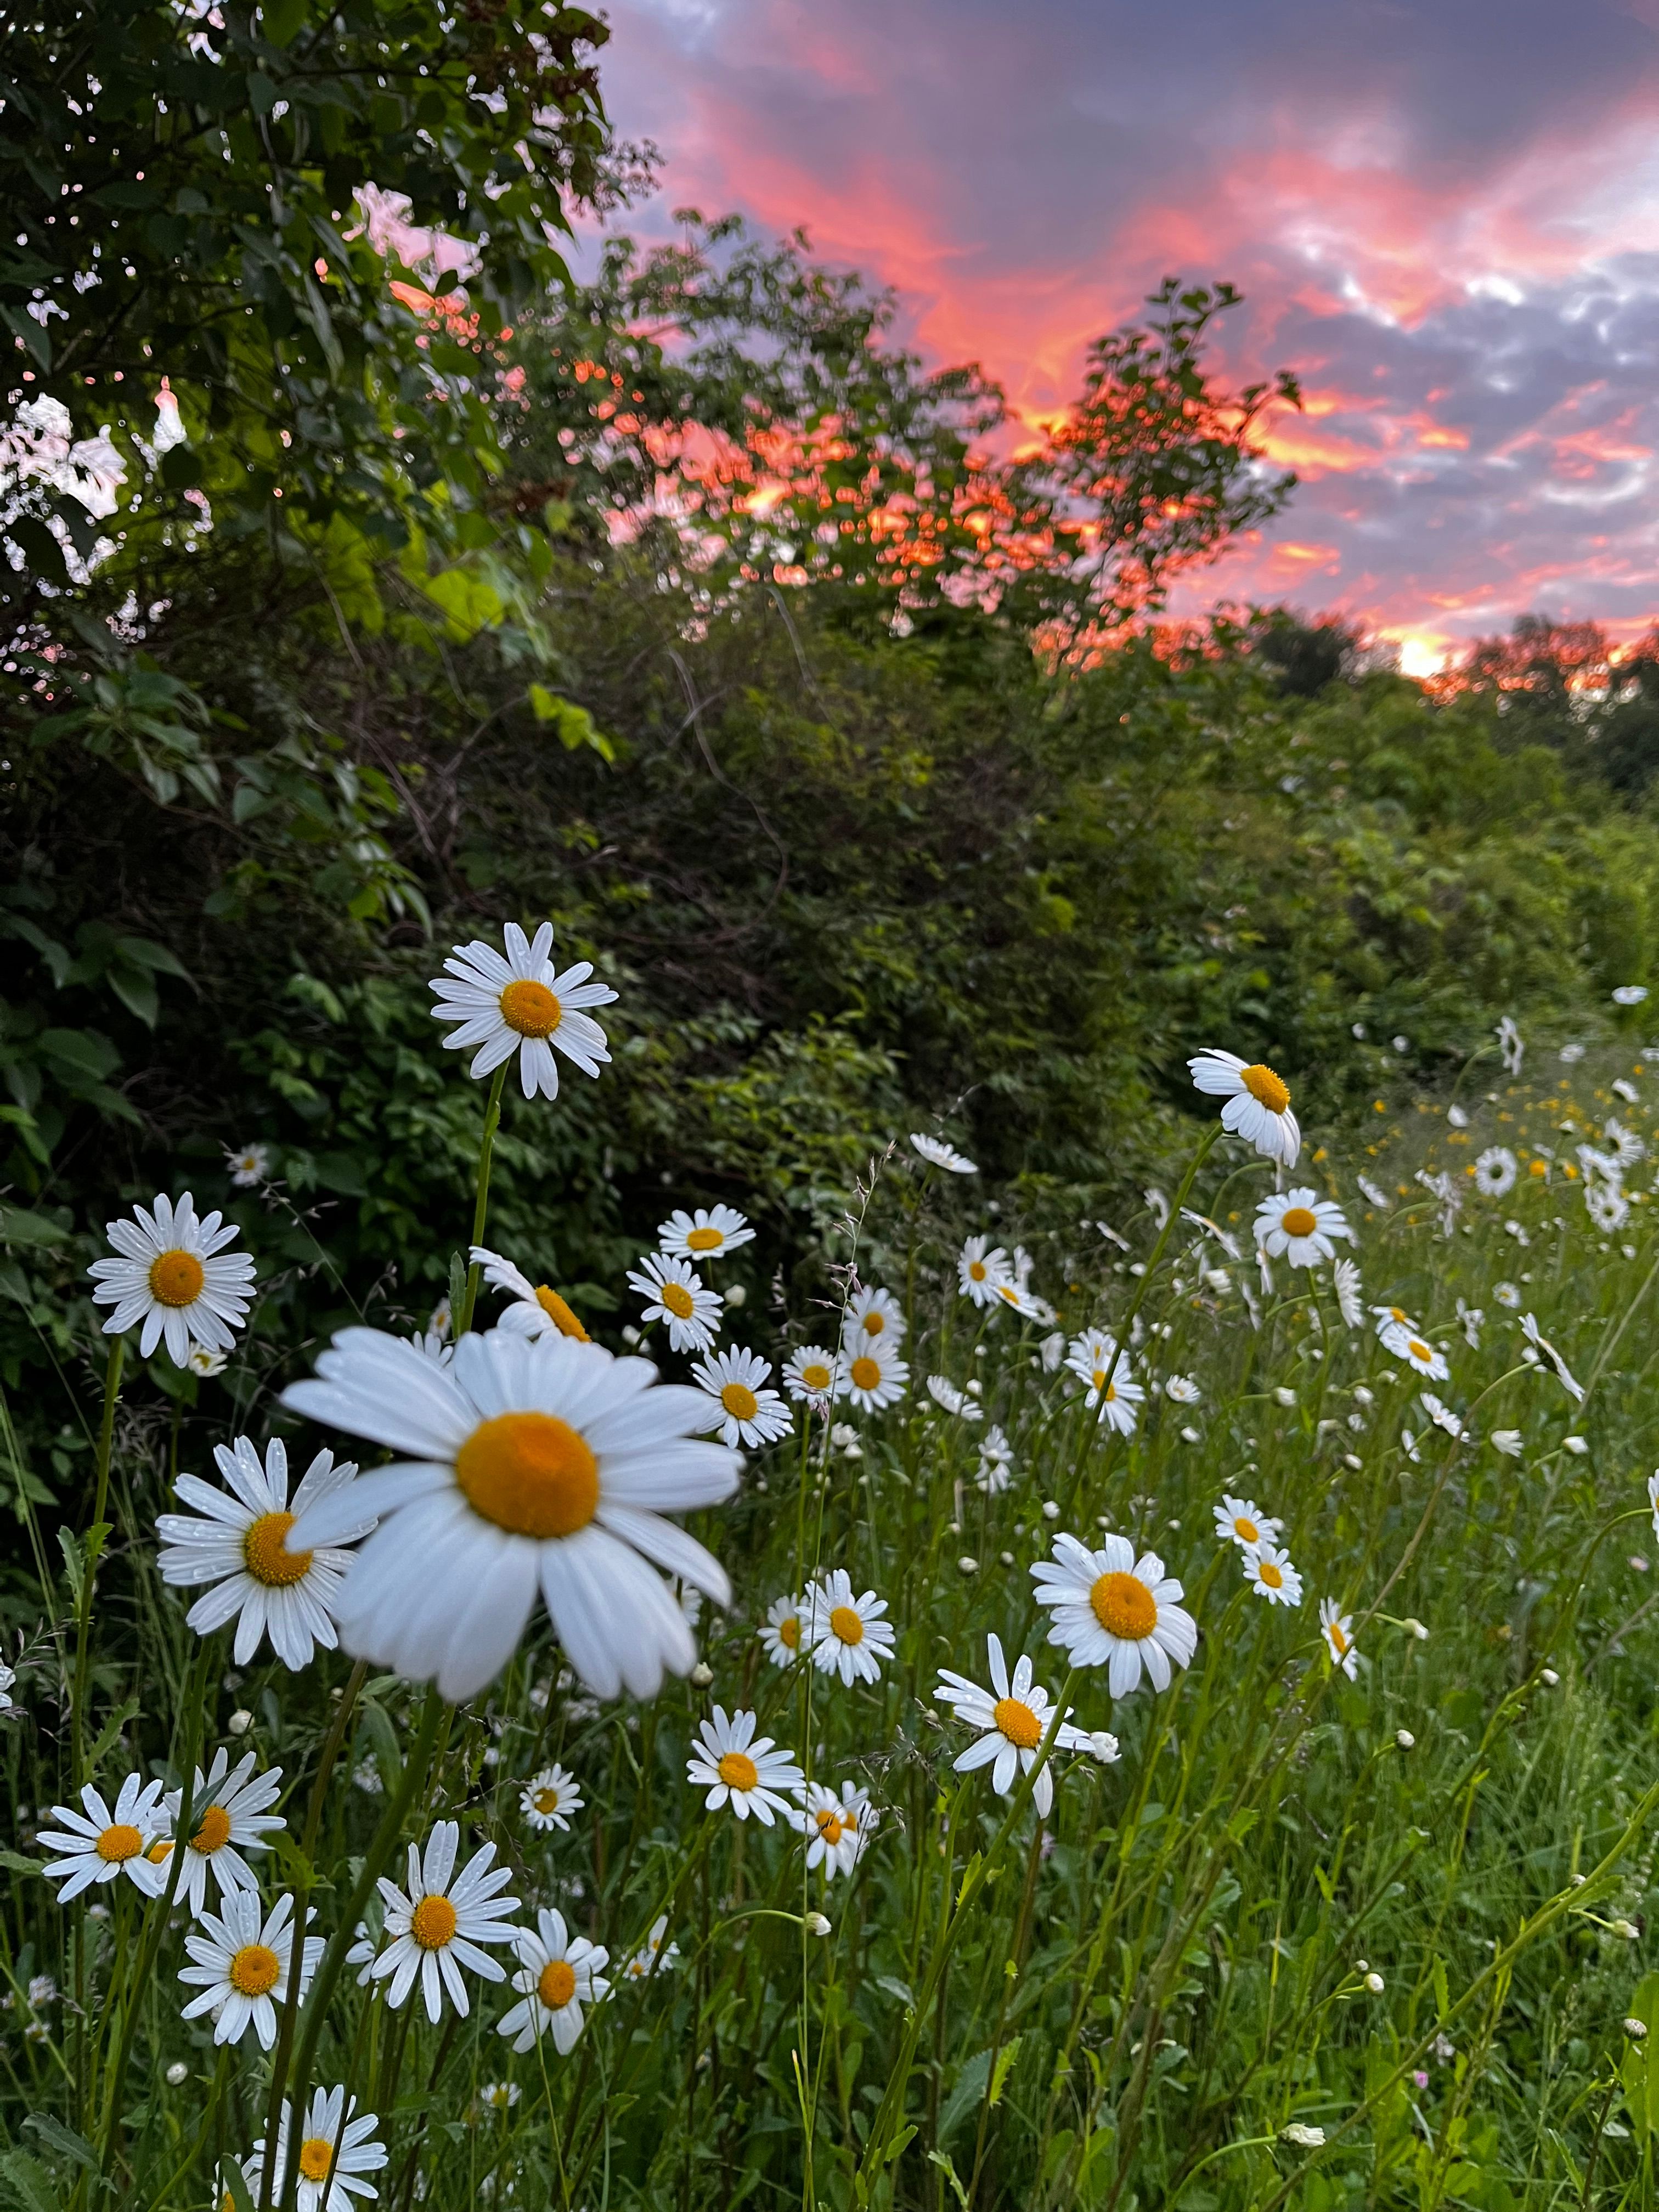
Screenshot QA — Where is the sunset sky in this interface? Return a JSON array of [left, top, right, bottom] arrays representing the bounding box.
[[599, 0, 1659, 668]]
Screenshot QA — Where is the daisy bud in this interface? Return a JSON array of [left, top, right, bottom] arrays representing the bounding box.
[[1572, 1874, 1587, 1887], [227, 1709, 252, 1736], [1180, 1426, 1200, 1443], [1404, 1618, 1429, 1640], [805, 1912, 831, 1938], [1613, 1920, 1641, 1940], [958, 1556, 979, 1576], [1274, 1386, 1297, 1407], [1627, 2017, 1649, 2040], [1396, 1730, 1415, 1750], [1541, 1667, 1560, 1685], [1283, 2122, 1325, 2147], [722, 1284, 746, 1308], [1365, 1971, 1385, 1993], [1344, 1454, 1363, 1471], [1041, 1500, 1059, 1521], [165, 2062, 188, 2086], [690, 1663, 713, 1688]]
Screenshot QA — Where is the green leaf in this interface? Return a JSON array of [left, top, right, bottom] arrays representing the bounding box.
[[926, 2152, 970, 2210], [1432, 1956, 1450, 2022], [0, 2147, 64, 2212], [259, 0, 308, 45], [221, 2158, 257, 2212], [0, 1852, 42, 1876], [21, 2118, 97, 2176], [0, 1209, 67, 1249], [989, 2034, 1023, 2107], [87, 1698, 140, 1775]]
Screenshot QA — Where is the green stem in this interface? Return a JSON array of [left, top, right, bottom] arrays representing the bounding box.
[[72, 1336, 125, 1789], [458, 1063, 510, 1336]]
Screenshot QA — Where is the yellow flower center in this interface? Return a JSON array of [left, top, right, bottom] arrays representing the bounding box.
[[685, 1226, 723, 1252], [815, 1809, 845, 1843], [1232, 1516, 1260, 1545], [849, 1356, 880, 1392], [533, 1785, 561, 1815], [534, 1286, 588, 1341], [778, 1613, 800, 1650], [1240, 1063, 1290, 1115], [1091, 1571, 1156, 1640], [1530, 1159, 1547, 1177], [148, 1249, 205, 1308], [229, 1943, 281, 1996], [410, 1894, 458, 1950], [538, 1957, 578, 2009], [499, 978, 562, 1038], [1389, 1306, 1409, 1323], [192, 1803, 233, 1854], [968, 1260, 987, 1282], [1407, 1339, 1432, 1363], [662, 1282, 696, 1321], [1280, 1206, 1318, 1238], [861, 1311, 885, 1336], [720, 1381, 759, 1423], [993, 1696, 1043, 1751], [298, 2139, 334, 2184], [717, 1750, 759, 1793], [455, 1412, 600, 1539], [800, 1362, 831, 1392], [96, 1823, 143, 1863], [148, 1838, 174, 1863], [829, 1604, 864, 1646], [1329, 1620, 1348, 1654], [243, 1511, 313, 1589], [1257, 1559, 1285, 1590]]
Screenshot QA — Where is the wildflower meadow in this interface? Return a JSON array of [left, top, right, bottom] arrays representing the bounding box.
[[1, 936, 1658, 2212]]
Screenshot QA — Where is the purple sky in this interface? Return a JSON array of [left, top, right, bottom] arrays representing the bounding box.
[[596, 0, 1659, 666]]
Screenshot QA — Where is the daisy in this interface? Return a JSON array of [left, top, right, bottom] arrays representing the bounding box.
[[187, 1344, 228, 1379], [1254, 1190, 1353, 1267], [626, 1252, 723, 1355], [1496, 1014, 1523, 1075], [1372, 1302, 1420, 1339], [991, 1278, 1044, 1322], [795, 1781, 874, 1877], [1494, 1280, 1521, 1310], [761, 1592, 806, 1667], [371, 1822, 521, 2023], [1357, 1175, 1390, 1207], [805, 1570, 895, 1686], [657, 1204, 754, 1261], [686, 1707, 804, 1824], [1187, 1048, 1300, 1166], [428, 921, 616, 1101], [910, 1132, 977, 1174], [975, 1425, 1014, 1493], [470, 1246, 588, 1342], [1030, 1533, 1197, 1697], [957, 1237, 1013, 1308], [281, 1326, 740, 1703], [1420, 1392, 1465, 1440], [621, 1915, 679, 1982], [841, 1286, 908, 1348], [179, 1891, 322, 2049], [1613, 984, 1650, 1006], [1520, 1313, 1584, 1403], [519, 1764, 583, 1833], [926, 1374, 981, 1421], [690, 1347, 792, 1448], [782, 1346, 843, 1406], [932, 1633, 1083, 1818], [1164, 1375, 1200, 1405], [153, 1748, 285, 1917], [841, 1336, 909, 1414], [1457, 1297, 1483, 1349], [497, 1908, 610, 2055], [245, 2087, 387, 2212], [1588, 1183, 1630, 1233], [1320, 1600, 1358, 1679], [1605, 1118, 1646, 1168], [1212, 1496, 1280, 1551], [1243, 1540, 1302, 1607], [1474, 1147, 1517, 1198], [88, 1191, 256, 1369], [155, 1436, 374, 1673], [1380, 1324, 1449, 1382], [225, 1142, 272, 1188], [39, 1774, 168, 1904], [1647, 1470, 1659, 1542]]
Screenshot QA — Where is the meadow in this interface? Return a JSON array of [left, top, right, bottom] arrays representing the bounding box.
[[1, 971, 1657, 2212]]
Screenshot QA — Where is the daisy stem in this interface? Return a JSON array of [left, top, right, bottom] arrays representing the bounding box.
[[71, 1336, 125, 1790], [458, 1063, 510, 1337], [277, 1685, 448, 2212]]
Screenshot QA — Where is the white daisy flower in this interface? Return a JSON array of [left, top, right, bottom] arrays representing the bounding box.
[[1319, 1598, 1358, 1679], [841, 1286, 907, 1348], [477, 2081, 520, 2115], [1605, 1117, 1646, 1167], [1187, 1048, 1300, 1166], [1473, 1147, 1517, 1198], [690, 1346, 792, 1448], [1372, 1304, 1419, 1340], [1164, 1375, 1200, 1404], [88, 1191, 256, 1369], [225, 1142, 272, 1189], [245, 2086, 387, 2212], [1496, 1014, 1523, 1075], [761, 1592, 806, 1667], [178, 1891, 322, 2049], [152, 1748, 284, 1917], [686, 1707, 804, 1824], [1648, 1471, 1659, 1541], [1457, 1297, 1483, 1348], [345, 1920, 379, 1987], [841, 1336, 909, 1413], [1494, 1280, 1521, 1309], [1333, 1257, 1364, 1328], [1613, 984, 1650, 1006], [187, 1343, 229, 1379], [1380, 1324, 1449, 1381], [1560, 1042, 1586, 1063], [1492, 1430, 1524, 1459], [621, 1915, 679, 1982], [1086, 1730, 1121, 1765], [1420, 1392, 1465, 1440], [805, 1569, 895, 1686], [795, 1781, 874, 1877], [1212, 1495, 1280, 1551], [1254, 1189, 1353, 1267], [957, 1237, 1012, 1308], [281, 1326, 740, 1703], [39, 1774, 168, 1904], [519, 1764, 582, 1833], [1588, 1182, 1630, 1233], [470, 1246, 589, 1342], [371, 1822, 520, 2023], [657, 1204, 754, 1261], [626, 1252, 723, 1354], [497, 1906, 610, 2055], [428, 921, 616, 1101], [926, 1373, 981, 1421], [975, 1424, 1014, 1493], [155, 1436, 373, 1673], [1519, 1313, 1584, 1403], [1243, 1539, 1302, 1607], [910, 1132, 977, 1174], [932, 1633, 1082, 1819], [1030, 1533, 1197, 1697], [991, 1278, 1045, 1322], [1064, 1330, 1143, 1431], [782, 1345, 843, 1406], [1357, 1175, 1389, 1207]]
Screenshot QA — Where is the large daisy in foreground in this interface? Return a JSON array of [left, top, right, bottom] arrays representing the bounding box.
[[281, 1327, 740, 1702], [88, 1191, 256, 1369], [1031, 1532, 1197, 1697], [429, 921, 617, 1102]]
